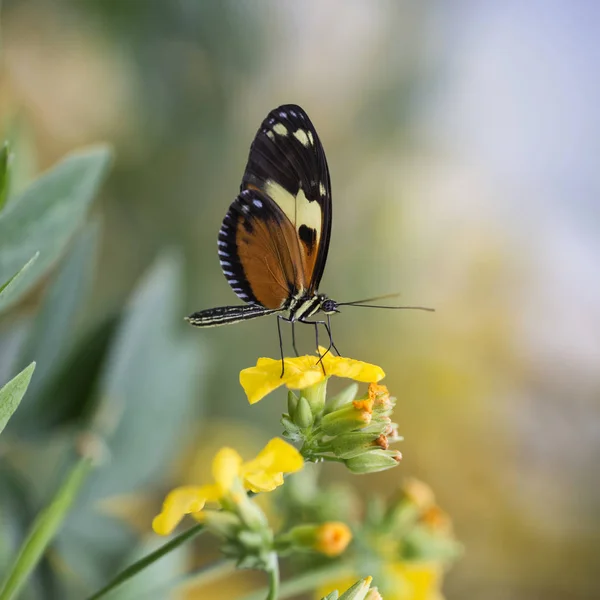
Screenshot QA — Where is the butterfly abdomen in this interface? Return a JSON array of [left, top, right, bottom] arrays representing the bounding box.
[[186, 304, 279, 327]]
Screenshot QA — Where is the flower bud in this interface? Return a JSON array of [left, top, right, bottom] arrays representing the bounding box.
[[201, 510, 241, 539], [293, 395, 314, 429], [287, 390, 299, 418], [285, 521, 352, 557], [331, 432, 380, 459], [345, 449, 402, 474], [321, 403, 372, 436], [303, 378, 327, 416], [325, 383, 359, 413], [364, 587, 383, 600], [338, 576, 375, 600]]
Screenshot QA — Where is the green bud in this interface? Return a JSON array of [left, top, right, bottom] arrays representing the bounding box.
[[303, 378, 327, 416], [238, 529, 268, 551], [321, 403, 372, 436], [357, 417, 390, 436], [325, 383, 359, 413], [338, 577, 376, 600], [321, 592, 340, 600], [281, 415, 301, 436], [202, 510, 241, 539], [287, 390, 299, 418], [345, 449, 402, 474], [293, 395, 314, 429], [331, 432, 380, 459]]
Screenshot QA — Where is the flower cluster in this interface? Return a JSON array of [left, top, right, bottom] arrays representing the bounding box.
[[241, 349, 403, 473], [147, 349, 459, 599], [153, 438, 353, 571]]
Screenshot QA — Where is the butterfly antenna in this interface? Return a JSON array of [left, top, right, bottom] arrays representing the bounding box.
[[342, 304, 435, 311], [337, 292, 402, 306], [338, 293, 434, 312]]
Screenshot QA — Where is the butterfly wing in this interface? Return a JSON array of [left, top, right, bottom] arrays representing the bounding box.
[[218, 188, 308, 309], [240, 104, 332, 295]]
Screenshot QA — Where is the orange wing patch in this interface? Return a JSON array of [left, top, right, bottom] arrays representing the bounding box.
[[236, 209, 307, 309]]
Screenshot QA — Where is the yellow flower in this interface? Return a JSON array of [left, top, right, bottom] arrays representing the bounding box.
[[240, 347, 385, 404], [152, 438, 303, 535]]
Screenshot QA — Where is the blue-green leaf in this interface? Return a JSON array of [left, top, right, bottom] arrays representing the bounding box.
[[0, 146, 111, 313], [14, 223, 99, 429], [0, 253, 40, 315], [89, 251, 204, 497], [0, 363, 35, 436]]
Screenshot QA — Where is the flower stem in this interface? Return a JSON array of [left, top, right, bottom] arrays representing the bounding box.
[[86, 523, 205, 600], [266, 556, 280, 600], [239, 561, 353, 600]]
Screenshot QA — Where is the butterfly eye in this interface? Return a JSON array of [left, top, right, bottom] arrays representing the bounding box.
[[321, 299, 338, 314]]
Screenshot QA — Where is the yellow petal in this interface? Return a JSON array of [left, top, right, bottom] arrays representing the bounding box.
[[212, 447, 243, 493], [241, 438, 303, 492], [240, 356, 324, 403], [244, 470, 284, 493], [254, 437, 304, 472], [386, 562, 444, 600], [240, 359, 286, 404], [320, 347, 385, 382], [152, 486, 207, 535], [284, 367, 324, 389]]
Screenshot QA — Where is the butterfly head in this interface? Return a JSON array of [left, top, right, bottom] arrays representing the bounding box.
[[319, 296, 339, 315]]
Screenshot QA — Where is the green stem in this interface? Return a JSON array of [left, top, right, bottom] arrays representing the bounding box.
[[266, 555, 280, 600], [86, 523, 205, 600], [0, 457, 93, 600], [239, 561, 353, 600]]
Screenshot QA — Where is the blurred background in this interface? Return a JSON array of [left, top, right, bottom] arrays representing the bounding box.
[[1, 1, 599, 599]]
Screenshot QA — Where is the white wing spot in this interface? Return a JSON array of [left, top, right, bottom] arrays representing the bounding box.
[[307, 131, 314, 145], [218, 250, 229, 257], [220, 261, 232, 266], [319, 182, 326, 196], [229, 279, 238, 284], [290, 109, 297, 117], [242, 205, 250, 213], [253, 199, 263, 208], [273, 123, 288, 136], [218, 240, 227, 247], [223, 270, 235, 276], [279, 111, 287, 118], [293, 129, 310, 147], [266, 131, 275, 140]]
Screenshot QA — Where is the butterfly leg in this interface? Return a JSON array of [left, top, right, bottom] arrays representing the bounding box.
[[327, 314, 341, 356], [313, 322, 326, 375], [291, 322, 300, 357], [277, 314, 286, 378]]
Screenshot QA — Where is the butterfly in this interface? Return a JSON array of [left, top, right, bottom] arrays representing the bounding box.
[[187, 104, 432, 369]]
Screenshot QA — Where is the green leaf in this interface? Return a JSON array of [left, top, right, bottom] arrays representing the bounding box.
[[56, 253, 204, 586], [13, 223, 99, 431], [0, 363, 35, 436], [0, 457, 93, 600], [87, 251, 204, 498], [0, 253, 40, 316], [0, 142, 9, 211], [0, 146, 111, 313]]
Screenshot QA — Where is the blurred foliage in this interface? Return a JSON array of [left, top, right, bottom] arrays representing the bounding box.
[[1, 0, 599, 599]]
